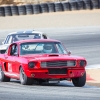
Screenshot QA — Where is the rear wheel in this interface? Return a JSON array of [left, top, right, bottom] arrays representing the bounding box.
[[72, 72, 86, 87], [20, 67, 33, 85], [0, 66, 10, 82]]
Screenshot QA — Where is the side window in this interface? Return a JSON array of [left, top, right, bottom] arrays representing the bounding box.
[[4, 35, 10, 44], [7, 36, 13, 44], [10, 44, 18, 56]]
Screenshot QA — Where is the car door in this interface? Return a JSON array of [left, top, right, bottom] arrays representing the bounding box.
[[4, 44, 19, 78], [9, 44, 20, 76]]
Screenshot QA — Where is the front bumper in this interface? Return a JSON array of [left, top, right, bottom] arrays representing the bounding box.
[[25, 68, 85, 79]]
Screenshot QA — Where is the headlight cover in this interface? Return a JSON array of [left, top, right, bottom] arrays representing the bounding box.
[[41, 62, 47, 68], [67, 60, 76, 67], [80, 60, 86, 67], [28, 62, 35, 68]]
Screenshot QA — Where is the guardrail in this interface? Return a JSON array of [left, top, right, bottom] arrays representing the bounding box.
[[0, 0, 100, 17]]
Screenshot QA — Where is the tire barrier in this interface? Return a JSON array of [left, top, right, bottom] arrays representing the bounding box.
[[32, 4, 41, 14], [11, 5, 19, 16], [40, 3, 49, 13], [69, 0, 78, 10], [54, 2, 64, 12], [47, 2, 55, 12], [62, 2, 71, 11], [18, 5, 26, 15], [0, 7, 5, 16], [99, 0, 100, 8], [77, 0, 85, 10], [4, 6, 12, 16], [0, 0, 100, 17], [91, 0, 99, 9], [25, 4, 33, 15], [83, 0, 92, 9]]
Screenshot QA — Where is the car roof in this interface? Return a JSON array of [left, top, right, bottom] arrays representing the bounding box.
[[15, 39, 60, 44], [8, 30, 45, 35]]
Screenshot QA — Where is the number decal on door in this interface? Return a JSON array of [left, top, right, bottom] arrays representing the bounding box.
[[8, 63, 12, 72]]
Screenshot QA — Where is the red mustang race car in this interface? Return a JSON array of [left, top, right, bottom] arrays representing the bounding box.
[[0, 39, 87, 87]]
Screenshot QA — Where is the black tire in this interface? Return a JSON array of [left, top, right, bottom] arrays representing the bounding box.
[[4, 6, 12, 16], [25, 4, 33, 15], [32, 4, 41, 14], [91, 0, 99, 9], [62, 2, 70, 11], [18, 5, 26, 15], [54, 2, 64, 12], [47, 2, 55, 12], [72, 72, 86, 87], [20, 67, 33, 85], [99, 0, 100, 8], [0, 67, 10, 82], [0, 7, 5, 17], [83, 0, 92, 9], [77, 0, 85, 10], [69, 0, 78, 10], [40, 3, 49, 13], [11, 5, 19, 16]]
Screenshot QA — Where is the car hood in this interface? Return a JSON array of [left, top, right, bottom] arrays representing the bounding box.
[[20, 54, 86, 61], [0, 44, 9, 50]]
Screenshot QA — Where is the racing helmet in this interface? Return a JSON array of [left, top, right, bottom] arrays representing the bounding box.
[[43, 44, 52, 53]]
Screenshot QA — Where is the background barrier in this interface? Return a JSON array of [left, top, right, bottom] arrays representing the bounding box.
[[0, 0, 100, 17]]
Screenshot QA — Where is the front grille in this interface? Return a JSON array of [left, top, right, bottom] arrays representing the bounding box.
[[41, 60, 76, 67], [47, 61, 67, 67], [48, 68, 67, 74]]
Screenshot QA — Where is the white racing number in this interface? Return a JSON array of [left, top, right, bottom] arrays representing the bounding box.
[[8, 63, 12, 72]]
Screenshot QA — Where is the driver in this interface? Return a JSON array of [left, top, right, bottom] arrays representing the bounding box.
[[43, 44, 52, 53]]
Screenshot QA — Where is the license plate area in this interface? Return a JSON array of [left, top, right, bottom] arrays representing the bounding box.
[[48, 68, 67, 74]]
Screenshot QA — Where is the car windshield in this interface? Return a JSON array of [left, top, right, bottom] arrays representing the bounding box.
[[20, 42, 68, 55]]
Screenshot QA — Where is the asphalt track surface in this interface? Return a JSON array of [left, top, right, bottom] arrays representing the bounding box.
[[0, 27, 100, 100]]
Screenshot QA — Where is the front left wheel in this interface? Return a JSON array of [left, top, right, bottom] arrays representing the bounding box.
[[20, 67, 33, 85], [72, 72, 86, 87], [0, 66, 10, 82]]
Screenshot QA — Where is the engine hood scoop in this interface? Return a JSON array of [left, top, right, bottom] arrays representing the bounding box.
[[48, 54, 59, 57]]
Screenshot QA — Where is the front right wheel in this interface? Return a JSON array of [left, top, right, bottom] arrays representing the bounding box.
[[20, 67, 33, 85], [72, 72, 86, 87]]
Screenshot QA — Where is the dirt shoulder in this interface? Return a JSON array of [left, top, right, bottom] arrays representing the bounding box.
[[86, 69, 100, 87]]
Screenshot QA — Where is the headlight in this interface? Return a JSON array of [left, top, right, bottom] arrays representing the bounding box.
[[67, 61, 76, 67], [80, 60, 86, 67], [28, 62, 35, 68]]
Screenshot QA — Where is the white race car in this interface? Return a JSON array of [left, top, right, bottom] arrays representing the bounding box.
[[0, 30, 49, 54]]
